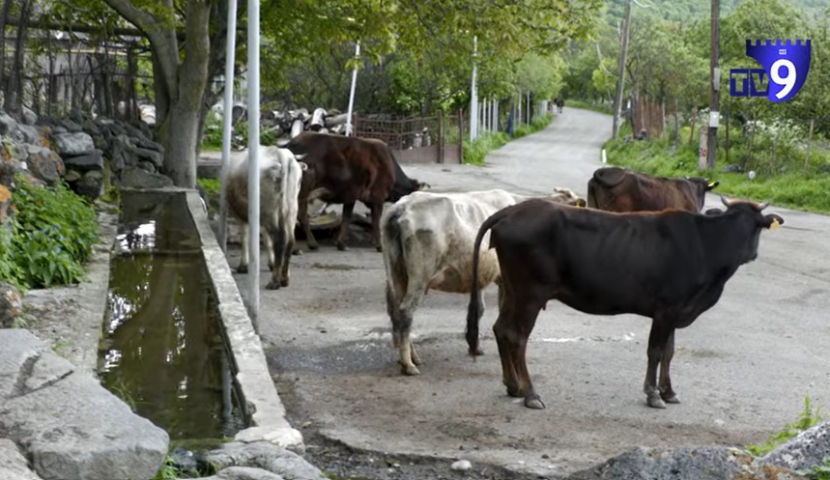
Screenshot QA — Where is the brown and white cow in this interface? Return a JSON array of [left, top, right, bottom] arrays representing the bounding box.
[[225, 145, 307, 289], [380, 187, 586, 375], [466, 196, 783, 410], [284, 132, 428, 252], [587, 166, 719, 213]]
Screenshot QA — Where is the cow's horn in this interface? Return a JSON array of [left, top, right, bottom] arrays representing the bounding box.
[[720, 195, 731, 207], [758, 200, 769, 210]]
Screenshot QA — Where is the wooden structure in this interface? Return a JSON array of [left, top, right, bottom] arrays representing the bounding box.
[[353, 110, 464, 164]]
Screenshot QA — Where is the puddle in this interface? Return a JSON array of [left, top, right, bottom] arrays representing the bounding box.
[[98, 191, 248, 441]]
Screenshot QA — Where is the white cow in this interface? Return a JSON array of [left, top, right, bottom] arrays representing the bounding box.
[[225, 146, 307, 289], [380, 187, 586, 375]]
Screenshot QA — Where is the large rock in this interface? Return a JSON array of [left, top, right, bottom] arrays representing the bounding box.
[[0, 439, 42, 480], [14, 124, 40, 145], [21, 107, 37, 126], [63, 151, 104, 172], [571, 446, 806, 480], [74, 170, 105, 199], [762, 421, 830, 473], [204, 442, 327, 480], [120, 166, 173, 189], [53, 132, 94, 157], [0, 111, 17, 135], [194, 466, 286, 480], [0, 282, 22, 328], [0, 329, 169, 480], [26, 147, 64, 185]]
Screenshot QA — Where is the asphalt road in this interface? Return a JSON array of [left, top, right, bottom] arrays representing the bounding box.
[[228, 108, 830, 478]]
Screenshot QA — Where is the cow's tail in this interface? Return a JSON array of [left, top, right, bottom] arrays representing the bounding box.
[[381, 207, 408, 347], [466, 207, 509, 358]]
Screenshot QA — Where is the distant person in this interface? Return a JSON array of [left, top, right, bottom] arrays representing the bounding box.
[[556, 97, 564, 113], [506, 110, 515, 137]]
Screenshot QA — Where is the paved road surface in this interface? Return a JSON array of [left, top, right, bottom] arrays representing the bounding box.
[[228, 108, 830, 478]]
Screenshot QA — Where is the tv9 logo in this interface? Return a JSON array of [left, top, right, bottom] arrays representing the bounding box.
[[729, 39, 811, 102]]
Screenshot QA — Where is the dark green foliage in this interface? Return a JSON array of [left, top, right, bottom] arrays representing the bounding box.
[[0, 176, 98, 289]]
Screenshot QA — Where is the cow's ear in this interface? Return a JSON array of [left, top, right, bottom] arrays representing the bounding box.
[[762, 214, 784, 230], [706, 180, 719, 190], [573, 199, 587, 208], [298, 161, 308, 171], [418, 182, 430, 190]]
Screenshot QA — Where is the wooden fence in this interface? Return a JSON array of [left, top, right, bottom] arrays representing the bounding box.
[[353, 110, 464, 164]]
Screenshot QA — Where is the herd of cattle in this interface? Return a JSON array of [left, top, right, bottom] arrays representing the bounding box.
[[223, 131, 785, 410]]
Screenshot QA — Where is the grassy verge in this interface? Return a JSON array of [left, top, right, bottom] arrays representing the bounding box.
[[604, 127, 830, 215], [567, 98, 613, 115], [462, 113, 555, 165]]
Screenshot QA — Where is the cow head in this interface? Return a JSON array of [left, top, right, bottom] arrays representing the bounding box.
[[417, 181, 431, 191], [551, 187, 587, 208], [684, 176, 720, 210], [715, 195, 785, 263]]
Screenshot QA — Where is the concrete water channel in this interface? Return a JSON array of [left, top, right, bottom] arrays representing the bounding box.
[[95, 189, 304, 475]]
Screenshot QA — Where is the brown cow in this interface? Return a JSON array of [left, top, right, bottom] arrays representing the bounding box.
[[587, 166, 719, 212], [465, 196, 783, 410], [284, 132, 427, 252]]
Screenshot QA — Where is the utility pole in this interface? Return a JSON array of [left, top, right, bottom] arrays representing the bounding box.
[[469, 35, 478, 141], [707, 0, 720, 169], [612, 0, 632, 140]]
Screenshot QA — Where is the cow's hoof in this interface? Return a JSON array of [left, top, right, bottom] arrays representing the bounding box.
[[375, 245, 383, 253], [280, 278, 289, 287], [292, 249, 303, 256], [265, 281, 281, 290], [308, 243, 319, 251], [237, 265, 248, 274], [524, 395, 546, 410], [401, 364, 420, 376], [476, 347, 484, 355], [647, 393, 667, 409], [336, 243, 348, 251], [661, 392, 680, 404]]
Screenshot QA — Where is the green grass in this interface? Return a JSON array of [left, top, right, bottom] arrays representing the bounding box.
[[567, 98, 613, 115], [745, 397, 823, 457], [604, 128, 830, 215]]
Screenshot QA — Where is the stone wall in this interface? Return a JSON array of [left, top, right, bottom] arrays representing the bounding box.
[[0, 107, 173, 215]]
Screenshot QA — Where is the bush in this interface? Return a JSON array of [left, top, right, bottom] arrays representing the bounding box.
[[0, 176, 98, 289], [463, 131, 510, 165], [746, 397, 822, 457]]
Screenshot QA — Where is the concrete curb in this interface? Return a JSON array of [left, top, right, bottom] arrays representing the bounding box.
[[184, 189, 305, 453]]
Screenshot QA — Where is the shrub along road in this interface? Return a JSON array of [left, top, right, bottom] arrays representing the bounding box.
[[228, 108, 830, 479]]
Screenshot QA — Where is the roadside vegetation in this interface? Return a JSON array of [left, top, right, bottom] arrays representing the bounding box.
[[0, 175, 98, 290], [462, 113, 555, 165], [562, 0, 830, 215]]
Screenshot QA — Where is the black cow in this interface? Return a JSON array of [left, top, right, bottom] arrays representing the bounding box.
[[465, 196, 784, 410]]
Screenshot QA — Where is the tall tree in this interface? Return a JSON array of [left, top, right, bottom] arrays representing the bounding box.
[[100, 0, 215, 188]]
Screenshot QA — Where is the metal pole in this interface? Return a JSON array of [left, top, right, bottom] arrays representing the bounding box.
[[246, 0, 260, 326], [612, 0, 632, 140], [345, 41, 360, 136], [707, 0, 720, 169], [469, 35, 478, 141], [218, 0, 238, 254]]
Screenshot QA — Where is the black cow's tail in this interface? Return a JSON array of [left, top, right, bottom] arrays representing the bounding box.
[[465, 207, 510, 358]]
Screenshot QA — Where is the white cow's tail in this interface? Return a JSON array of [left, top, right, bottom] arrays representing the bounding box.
[[381, 207, 408, 347]]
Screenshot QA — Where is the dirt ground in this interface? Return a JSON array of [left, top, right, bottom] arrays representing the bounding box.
[[226, 108, 830, 479]]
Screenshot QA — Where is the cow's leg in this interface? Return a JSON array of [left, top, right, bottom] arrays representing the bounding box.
[[335, 201, 355, 251], [237, 223, 249, 274], [394, 278, 428, 376], [658, 330, 679, 404], [263, 229, 275, 272], [298, 193, 318, 251], [370, 202, 383, 252], [279, 224, 295, 287], [643, 320, 673, 409], [265, 224, 286, 290], [512, 302, 545, 410], [493, 301, 519, 397]]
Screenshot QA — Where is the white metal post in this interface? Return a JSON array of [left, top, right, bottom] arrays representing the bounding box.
[[246, 0, 260, 326], [483, 97, 488, 132], [469, 35, 478, 141], [345, 41, 360, 136], [218, 0, 238, 254]]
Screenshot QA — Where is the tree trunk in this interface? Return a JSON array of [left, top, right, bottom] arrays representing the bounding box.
[[159, 105, 200, 188], [0, 0, 13, 103], [7, 0, 30, 113]]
